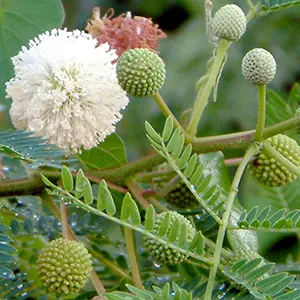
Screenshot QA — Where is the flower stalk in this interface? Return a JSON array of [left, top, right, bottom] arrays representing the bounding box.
[[204, 144, 259, 300], [186, 39, 230, 138], [254, 84, 267, 142]]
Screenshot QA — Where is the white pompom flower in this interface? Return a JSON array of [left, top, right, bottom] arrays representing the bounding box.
[[6, 29, 129, 153]]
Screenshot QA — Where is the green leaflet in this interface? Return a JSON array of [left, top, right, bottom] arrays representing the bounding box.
[[261, 0, 300, 11], [157, 212, 170, 237], [82, 177, 93, 205], [75, 169, 85, 199], [224, 257, 295, 299], [105, 282, 193, 300], [61, 166, 73, 192], [232, 205, 300, 232], [97, 180, 116, 216], [145, 117, 230, 224], [145, 205, 155, 230], [121, 193, 141, 225]]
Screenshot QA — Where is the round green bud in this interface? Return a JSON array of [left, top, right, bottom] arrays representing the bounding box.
[[211, 4, 246, 41], [166, 182, 199, 209], [116, 48, 166, 97], [144, 211, 196, 265], [242, 48, 277, 85], [250, 134, 300, 187], [37, 238, 93, 295]]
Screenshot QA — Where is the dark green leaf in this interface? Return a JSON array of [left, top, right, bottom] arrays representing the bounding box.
[[244, 263, 274, 282], [0, 251, 16, 263], [0, 243, 16, 254], [0, 0, 65, 101], [10, 219, 20, 235], [0, 234, 12, 243], [23, 219, 34, 234], [78, 134, 127, 170], [0, 266, 15, 279]]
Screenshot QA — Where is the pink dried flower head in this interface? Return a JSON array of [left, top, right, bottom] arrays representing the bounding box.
[[86, 7, 166, 56]]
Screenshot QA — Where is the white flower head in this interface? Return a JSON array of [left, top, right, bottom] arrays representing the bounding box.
[[6, 28, 129, 153]]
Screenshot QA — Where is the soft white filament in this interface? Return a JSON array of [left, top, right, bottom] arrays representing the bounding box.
[[6, 28, 129, 153]]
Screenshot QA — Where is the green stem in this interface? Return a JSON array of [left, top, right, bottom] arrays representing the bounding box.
[[156, 175, 181, 199], [263, 115, 300, 139], [225, 157, 243, 167], [246, 3, 260, 23], [254, 85, 266, 142], [135, 168, 175, 183], [124, 228, 144, 289], [147, 196, 168, 212], [56, 187, 213, 265], [262, 141, 300, 177], [88, 248, 132, 282], [2, 115, 300, 198], [187, 39, 230, 138], [127, 179, 150, 209], [60, 202, 70, 239], [204, 144, 259, 300], [153, 92, 182, 129]]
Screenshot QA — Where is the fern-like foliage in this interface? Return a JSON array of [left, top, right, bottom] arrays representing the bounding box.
[[261, 0, 300, 11], [42, 167, 208, 264], [0, 218, 16, 281], [0, 130, 75, 169], [0, 218, 40, 299], [0, 273, 39, 300], [223, 257, 299, 299], [105, 282, 192, 300], [228, 205, 300, 233], [266, 84, 300, 143], [145, 116, 226, 224]]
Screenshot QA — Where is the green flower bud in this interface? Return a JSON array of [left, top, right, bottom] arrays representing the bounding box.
[[144, 211, 196, 265], [166, 182, 199, 209], [250, 134, 300, 187], [242, 48, 277, 85], [211, 4, 246, 41], [37, 238, 93, 295], [116, 48, 166, 97]]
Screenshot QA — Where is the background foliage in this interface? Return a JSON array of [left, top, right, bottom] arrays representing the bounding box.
[[0, 0, 300, 299]]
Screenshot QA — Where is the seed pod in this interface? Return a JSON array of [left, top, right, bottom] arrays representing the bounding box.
[[117, 48, 166, 97], [144, 211, 196, 265], [211, 4, 246, 41], [250, 134, 300, 187], [166, 182, 199, 209], [242, 48, 277, 85], [37, 238, 93, 295]]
